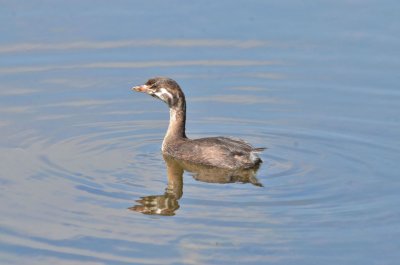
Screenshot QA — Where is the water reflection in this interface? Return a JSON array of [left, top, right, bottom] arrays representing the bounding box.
[[0, 60, 278, 74], [130, 155, 262, 216], [0, 39, 270, 53]]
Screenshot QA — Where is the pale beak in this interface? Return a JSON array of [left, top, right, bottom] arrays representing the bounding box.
[[131, 84, 150, 93]]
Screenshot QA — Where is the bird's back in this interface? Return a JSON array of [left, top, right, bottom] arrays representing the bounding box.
[[163, 136, 265, 169]]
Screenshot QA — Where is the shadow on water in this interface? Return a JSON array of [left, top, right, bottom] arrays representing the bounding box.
[[130, 154, 263, 216]]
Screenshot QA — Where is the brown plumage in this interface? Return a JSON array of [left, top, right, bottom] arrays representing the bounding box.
[[132, 77, 265, 169]]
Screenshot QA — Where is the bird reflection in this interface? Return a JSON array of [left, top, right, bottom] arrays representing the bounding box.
[[129, 155, 262, 216]]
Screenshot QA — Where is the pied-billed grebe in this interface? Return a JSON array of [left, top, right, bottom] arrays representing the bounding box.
[[132, 77, 265, 169]]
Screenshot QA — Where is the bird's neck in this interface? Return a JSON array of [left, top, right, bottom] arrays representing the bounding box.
[[162, 103, 187, 150]]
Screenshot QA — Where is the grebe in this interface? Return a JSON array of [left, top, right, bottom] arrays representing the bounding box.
[[132, 77, 265, 169]]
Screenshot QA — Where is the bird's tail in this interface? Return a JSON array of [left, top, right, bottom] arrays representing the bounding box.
[[252, 147, 267, 152]]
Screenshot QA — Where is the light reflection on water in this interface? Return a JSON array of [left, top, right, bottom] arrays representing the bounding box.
[[0, 39, 271, 53], [1, 1, 400, 264], [0, 60, 280, 75]]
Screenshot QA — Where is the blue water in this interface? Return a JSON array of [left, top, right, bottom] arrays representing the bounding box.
[[1, 1, 399, 264]]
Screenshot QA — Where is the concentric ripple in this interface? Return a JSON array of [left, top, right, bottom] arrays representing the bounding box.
[[1, 89, 398, 263]]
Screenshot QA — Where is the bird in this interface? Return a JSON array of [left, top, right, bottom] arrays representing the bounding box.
[[132, 77, 265, 170]]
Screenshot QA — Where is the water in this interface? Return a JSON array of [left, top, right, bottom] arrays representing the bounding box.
[[1, 1, 399, 264]]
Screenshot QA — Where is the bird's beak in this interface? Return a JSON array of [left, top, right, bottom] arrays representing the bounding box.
[[131, 84, 150, 93]]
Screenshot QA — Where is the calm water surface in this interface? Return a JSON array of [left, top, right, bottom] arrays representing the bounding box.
[[1, 1, 399, 264]]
